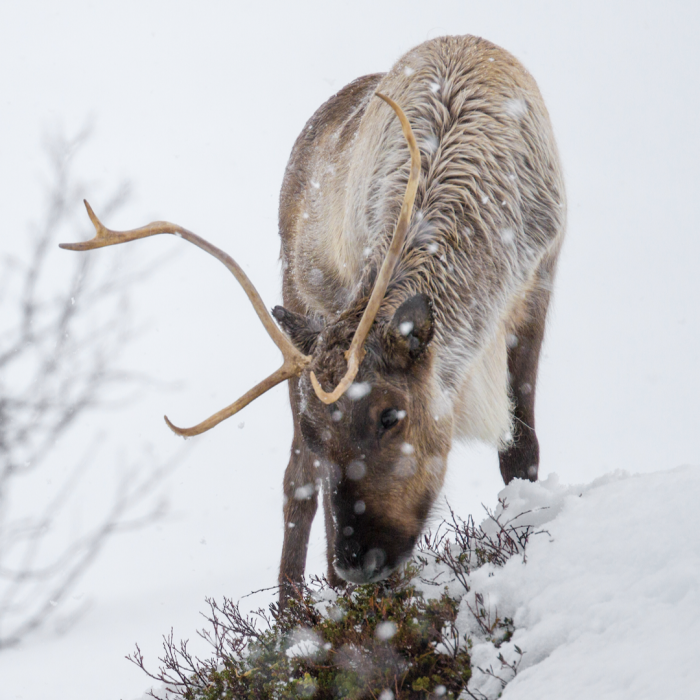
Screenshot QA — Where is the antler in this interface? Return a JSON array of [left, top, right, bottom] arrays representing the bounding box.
[[309, 92, 421, 404], [60, 201, 311, 437]]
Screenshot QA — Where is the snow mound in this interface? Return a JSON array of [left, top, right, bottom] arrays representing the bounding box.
[[134, 466, 700, 699], [462, 466, 700, 699]]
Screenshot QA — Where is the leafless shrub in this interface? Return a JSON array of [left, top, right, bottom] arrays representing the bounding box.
[[129, 503, 548, 699], [416, 498, 550, 594], [0, 128, 175, 648], [129, 597, 275, 699]]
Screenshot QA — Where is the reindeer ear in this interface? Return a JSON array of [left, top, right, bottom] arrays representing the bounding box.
[[272, 306, 322, 355], [384, 294, 434, 368]]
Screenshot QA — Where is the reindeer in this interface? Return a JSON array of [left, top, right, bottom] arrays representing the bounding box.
[[61, 35, 565, 605]]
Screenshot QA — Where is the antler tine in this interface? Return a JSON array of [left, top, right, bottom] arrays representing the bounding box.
[[310, 92, 421, 404], [164, 364, 296, 437], [60, 200, 311, 436]]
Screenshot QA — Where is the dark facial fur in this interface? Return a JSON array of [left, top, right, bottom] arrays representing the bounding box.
[[277, 294, 450, 582]]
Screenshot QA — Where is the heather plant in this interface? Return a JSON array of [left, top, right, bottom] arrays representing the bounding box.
[[131, 501, 544, 700]]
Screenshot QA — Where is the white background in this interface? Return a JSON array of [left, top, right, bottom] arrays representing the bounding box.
[[0, 1, 698, 698]]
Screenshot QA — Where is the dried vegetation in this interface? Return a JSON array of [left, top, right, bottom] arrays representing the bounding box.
[[131, 501, 545, 700]]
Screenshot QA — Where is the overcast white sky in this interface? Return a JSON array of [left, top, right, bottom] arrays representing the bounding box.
[[0, 1, 698, 698]]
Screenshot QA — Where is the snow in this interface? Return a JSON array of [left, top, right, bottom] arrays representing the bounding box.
[[504, 98, 528, 118], [347, 382, 372, 400], [0, 1, 698, 699], [375, 620, 398, 641], [465, 466, 700, 698], [294, 483, 315, 500], [399, 320, 414, 336], [500, 227, 515, 245], [346, 460, 366, 481], [285, 628, 324, 659], [424, 133, 440, 154], [415, 467, 700, 698]]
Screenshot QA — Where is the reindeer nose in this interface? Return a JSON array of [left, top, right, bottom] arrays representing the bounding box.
[[337, 537, 361, 565]]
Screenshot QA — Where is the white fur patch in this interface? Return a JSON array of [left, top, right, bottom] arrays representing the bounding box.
[[452, 325, 513, 447]]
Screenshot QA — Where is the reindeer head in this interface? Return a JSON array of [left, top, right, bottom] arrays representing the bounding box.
[[59, 93, 440, 583], [275, 293, 451, 583]]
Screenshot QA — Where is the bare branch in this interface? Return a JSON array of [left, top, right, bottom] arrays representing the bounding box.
[[0, 130, 176, 648]]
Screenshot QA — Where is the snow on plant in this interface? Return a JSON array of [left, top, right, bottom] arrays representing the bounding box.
[[130, 496, 549, 700]]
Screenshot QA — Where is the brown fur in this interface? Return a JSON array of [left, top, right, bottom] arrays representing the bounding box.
[[275, 36, 565, 604]]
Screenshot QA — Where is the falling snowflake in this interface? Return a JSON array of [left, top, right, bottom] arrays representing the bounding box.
[[347, 382, 372, 400], [375, 621, 398, 640], [399, 321, 414, 336], [504, 97, 528, 118], [347, 460, 366, 481], [424, 133, 439, 154], [294, 483, 315, 500], [501, 228, 515, 246]]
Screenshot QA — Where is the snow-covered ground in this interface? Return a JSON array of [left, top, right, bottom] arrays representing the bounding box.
[[462, 466, 700, 699], [0, 1, 698, 699], [132, 466, 700, 700]]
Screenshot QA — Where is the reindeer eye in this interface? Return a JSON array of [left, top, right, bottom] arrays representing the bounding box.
[[380, 408, 400, 430]]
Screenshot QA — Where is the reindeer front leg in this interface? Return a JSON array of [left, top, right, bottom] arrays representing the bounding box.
[[499, 259, 555, 484], [279, 439, 318, 607], [279, 382, 319, 608]]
